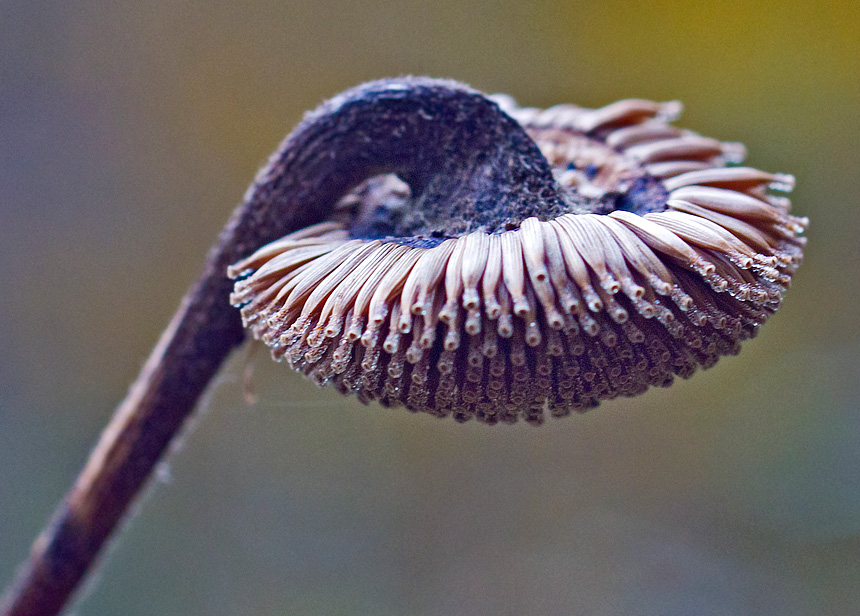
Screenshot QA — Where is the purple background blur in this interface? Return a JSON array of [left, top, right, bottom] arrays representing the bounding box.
[[2, 1, 859, 614]]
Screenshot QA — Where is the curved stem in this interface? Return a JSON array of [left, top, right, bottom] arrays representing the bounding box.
[[0, 77, 559, 616]]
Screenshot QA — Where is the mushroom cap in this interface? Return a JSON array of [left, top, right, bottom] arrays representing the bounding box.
[[228, 80, 806, 425]]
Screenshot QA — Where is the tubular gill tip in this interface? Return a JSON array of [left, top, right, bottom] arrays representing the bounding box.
[[229, 77, 806, 425]]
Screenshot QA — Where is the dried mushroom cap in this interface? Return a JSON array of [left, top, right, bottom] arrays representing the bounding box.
[[229, 78, 806, 425]]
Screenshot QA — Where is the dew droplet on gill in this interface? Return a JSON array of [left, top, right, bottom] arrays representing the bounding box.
[[228, 77, 807, 425]]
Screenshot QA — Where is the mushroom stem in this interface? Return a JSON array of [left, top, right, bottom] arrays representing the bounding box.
[[0, 245, 244, 616], [1, 77, 561, 616]]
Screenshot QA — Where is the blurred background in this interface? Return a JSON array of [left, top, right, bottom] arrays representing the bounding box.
[[1, 1, 858, 614]]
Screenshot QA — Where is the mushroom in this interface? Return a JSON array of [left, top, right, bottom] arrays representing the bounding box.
[[229, 80, 806, 425], [1, 77, 806, 616]]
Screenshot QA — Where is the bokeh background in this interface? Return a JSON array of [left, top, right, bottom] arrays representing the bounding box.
[[2, 1, 858, 614]]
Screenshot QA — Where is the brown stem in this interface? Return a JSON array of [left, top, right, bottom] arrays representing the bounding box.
[[0, 252, 244, 616], [0, 77, 560, 616]]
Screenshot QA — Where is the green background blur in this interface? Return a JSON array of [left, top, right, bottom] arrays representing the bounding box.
[[2, 1, 858, 614]]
